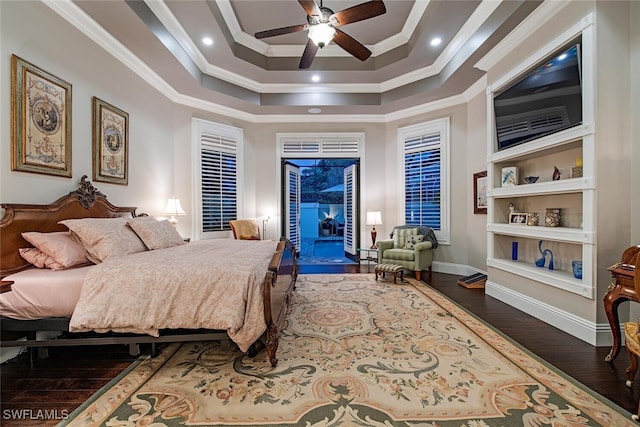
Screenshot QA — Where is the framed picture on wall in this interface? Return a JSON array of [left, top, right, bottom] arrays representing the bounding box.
[[92, 97, 129, 185], [473, 171, 488, 214], [11, 55, 72, 177]]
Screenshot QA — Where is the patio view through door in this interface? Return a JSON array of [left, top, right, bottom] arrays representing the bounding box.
[[283, 159, 359, 265]]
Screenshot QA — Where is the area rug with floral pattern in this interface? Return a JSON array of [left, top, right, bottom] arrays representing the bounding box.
[[61, 274, 634, 426]]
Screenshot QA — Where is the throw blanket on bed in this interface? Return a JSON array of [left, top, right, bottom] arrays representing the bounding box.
[[69, 239, 278, 352]]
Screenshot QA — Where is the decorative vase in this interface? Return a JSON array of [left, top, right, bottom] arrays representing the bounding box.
[[546, 249, 554, 270], [512, 242, 518, 260], [545, 208, 561, 227], [535, 240, 546, 267], [527, 213, 539, 226], [534, 240, 553, 270], [572, 261, 583, 279]]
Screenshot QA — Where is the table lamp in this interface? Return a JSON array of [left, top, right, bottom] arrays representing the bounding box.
[[162, 196, 186, 227], [366, 211, 382, 249]]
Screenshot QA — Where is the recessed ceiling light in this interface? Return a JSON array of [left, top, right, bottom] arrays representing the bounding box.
[[308, 108, 322, 114], [202, 37, 213, 46], [311, 75, 320, 82], [430, 37, 442, 47]]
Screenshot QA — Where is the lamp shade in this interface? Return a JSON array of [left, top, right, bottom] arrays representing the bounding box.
[[162, 197, 186, 227], [162, 197, 186, 216], [308, 23, 335, 48], [366, 211, 382, 226]]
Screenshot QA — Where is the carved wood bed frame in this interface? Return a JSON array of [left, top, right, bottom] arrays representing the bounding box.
[[0, 176, 297, 367]]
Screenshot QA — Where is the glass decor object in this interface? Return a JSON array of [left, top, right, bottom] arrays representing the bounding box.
[[527, 212, 539, 226], [535, 240, 554, 270], [572, 157, 583, 178], [545, 208, 561, 227], [512, 241, 518, 260], [572, 261, 583, 279]]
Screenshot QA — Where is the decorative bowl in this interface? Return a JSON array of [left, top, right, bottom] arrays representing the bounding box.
[[524, 176, 539, 184]]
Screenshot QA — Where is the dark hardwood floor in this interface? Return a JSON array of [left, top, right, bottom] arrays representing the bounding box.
[[1, 266, 638, 426]]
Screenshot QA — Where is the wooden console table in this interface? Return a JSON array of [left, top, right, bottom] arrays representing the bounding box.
[[603, 245, 640, 362]]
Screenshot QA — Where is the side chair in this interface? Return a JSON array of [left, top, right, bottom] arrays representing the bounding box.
[[229, 219, 261, 240], [376, 225, 437, 282], [623, 250, 640, 421]]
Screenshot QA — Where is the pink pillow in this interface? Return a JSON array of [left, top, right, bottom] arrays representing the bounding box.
[[21, 231, 91, 269], [19, 247, 64, 270]]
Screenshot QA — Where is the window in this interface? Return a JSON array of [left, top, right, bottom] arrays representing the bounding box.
[[192, 119, 243, 239], [398, 118, 450, 244]]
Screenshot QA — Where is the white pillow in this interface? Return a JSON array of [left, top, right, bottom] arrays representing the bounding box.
[[127, 217, 185, 250]]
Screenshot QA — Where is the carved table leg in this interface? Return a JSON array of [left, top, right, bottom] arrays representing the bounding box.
[[603, 288, 626, 362]]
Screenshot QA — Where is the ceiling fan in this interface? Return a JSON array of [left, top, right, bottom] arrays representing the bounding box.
[[254, 0, 386, 69]]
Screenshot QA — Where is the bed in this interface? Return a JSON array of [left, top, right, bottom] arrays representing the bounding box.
[[0, 176, 297, 367]]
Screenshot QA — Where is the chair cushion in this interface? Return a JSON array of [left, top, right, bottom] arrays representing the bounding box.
[[393, 227, 420, 249], [383, 248, 415, 262]]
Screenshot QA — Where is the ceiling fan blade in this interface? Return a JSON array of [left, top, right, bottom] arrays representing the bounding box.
[[298, 0, 321, 17], [255, 24, 308, 39], [331, 0, 386, 27], [333, 29, 371, 61], [299, 39, 319, 69]]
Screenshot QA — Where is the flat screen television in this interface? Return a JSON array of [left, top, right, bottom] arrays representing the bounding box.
[[494, 43, 582, 151]]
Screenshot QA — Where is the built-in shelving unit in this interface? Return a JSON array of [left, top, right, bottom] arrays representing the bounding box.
[[486, 16, 595, 299]]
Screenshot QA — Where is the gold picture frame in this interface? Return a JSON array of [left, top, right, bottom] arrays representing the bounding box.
[[92, 97, 129, 185], [11, 55, 72, 177]]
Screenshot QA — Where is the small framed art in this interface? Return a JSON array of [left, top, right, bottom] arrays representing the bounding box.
[[501, 166, 518, 187], [92, 97, 129, 185], [11, 55, 72, 177], [509, 212, 528, 224], [473, 171, 487, 214]]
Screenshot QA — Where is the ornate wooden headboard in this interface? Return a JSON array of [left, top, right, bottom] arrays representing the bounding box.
[[1, 176, 137, 277]]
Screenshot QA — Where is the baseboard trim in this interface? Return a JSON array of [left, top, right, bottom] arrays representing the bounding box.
[[485, 280, 616, 347], [433, 261, 484, 278]]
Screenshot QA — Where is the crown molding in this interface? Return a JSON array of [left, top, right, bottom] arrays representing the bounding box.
[[474, 0, 572, 72], [41, 0, 479, 124]]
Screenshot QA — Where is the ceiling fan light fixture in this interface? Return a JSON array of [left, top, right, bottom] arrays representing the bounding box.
[[308, 23, 335, 48]]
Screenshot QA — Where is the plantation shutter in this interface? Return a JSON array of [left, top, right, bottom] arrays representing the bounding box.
[[201, 134, 238, 233], [343, 164, 357, 255], [284, 163, 301, 252], [403, 132, 441, 230]]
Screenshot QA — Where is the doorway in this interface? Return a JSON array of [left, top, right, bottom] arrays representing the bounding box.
[[283, 158, 359, 265]]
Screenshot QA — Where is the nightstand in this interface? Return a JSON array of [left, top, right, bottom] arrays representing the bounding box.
[[1, 280, 14, 293]]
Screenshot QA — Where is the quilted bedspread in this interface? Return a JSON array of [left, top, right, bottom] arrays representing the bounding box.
[[69, 239, 278, 352]]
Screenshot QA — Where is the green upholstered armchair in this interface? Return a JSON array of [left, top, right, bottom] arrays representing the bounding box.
[[376, 225, 438, 282]]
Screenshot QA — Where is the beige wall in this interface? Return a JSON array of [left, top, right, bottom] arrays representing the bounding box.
[[1, 1, 176, 219], [1, 0, 637, 339], [632, 0, 640, 244]]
